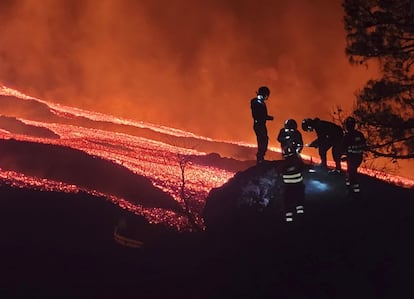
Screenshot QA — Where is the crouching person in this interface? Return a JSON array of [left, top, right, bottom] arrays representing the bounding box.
[[277, 140, 306, 223], [342, 116, 366, 195]]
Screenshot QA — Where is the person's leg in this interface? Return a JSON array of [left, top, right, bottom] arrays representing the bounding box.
[[295, 184, 305, 215], [254, 125, 262, 162], [332, 142, 342, 170], [348, 155, 363, 193], [255, 125, 268, 163], [318, 144, 329, 168], [345, 160, 351, 186], [284, 192, 294, 222]]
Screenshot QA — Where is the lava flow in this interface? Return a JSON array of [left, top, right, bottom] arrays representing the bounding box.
[[0, 84, 413, 231], [0, 85, 236, 230]]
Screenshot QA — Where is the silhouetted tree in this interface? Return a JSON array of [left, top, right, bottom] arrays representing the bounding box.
[[162, 139, 203, 231], [332, 105, 345, 126], [175, 152, 200, 230], [343, 0, 414, 160]]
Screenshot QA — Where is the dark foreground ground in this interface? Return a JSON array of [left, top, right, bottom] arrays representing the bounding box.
[[1, 172, 414, 299]]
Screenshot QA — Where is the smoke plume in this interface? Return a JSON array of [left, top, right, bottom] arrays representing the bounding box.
[[0, 0, 376, 142]]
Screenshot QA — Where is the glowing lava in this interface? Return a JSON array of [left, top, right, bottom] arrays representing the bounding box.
[[0, 84, 413, 231], [0, 85, 236, 230]]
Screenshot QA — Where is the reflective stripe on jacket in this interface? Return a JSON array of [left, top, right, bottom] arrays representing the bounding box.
[[347, 145, 364, 154], [282, 172, 303, 184]]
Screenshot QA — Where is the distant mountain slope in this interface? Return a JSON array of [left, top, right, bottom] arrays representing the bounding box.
[[0, 115, 60, 139], [0, 95, 58, 120], [0, 94, 259, 161], [0, 138, 180, 211]]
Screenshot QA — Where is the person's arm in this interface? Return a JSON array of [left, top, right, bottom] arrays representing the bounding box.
[[277, 129, 284, 143], [296, 131, 304, 153], [307, 138, 319, 148], [264, 104, 273, 121]]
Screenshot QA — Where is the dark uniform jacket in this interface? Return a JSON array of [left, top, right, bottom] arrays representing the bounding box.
[[309, 120, 343, 147], [277, 128, 304, 154], [251, 98, 271, 125], [342, 130, 366, 156]]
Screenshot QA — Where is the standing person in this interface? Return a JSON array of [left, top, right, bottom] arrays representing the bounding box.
[[277, 140, 306, 223], [277, 119, 303, 155], [302, 117, 344, 172], [250, 86, 274, 164], [341, 116, 366, 194]]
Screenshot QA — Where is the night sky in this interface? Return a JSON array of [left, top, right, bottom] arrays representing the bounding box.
[[2, 0, 412, 178]]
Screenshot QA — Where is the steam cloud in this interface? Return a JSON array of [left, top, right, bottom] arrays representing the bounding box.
[[0, 0, 376, 142]]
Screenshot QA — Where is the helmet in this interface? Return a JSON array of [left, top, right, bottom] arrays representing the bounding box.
[[302, 118, 314, 132], [345, 116, 356, 131], [284, 119, 297, 130], [257, 86, 270, 98]]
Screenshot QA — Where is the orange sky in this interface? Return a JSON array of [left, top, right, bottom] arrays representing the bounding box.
[[0, 0, 412, 178]]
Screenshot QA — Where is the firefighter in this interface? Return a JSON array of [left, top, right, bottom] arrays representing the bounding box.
[[277, 119, 303, 155], [250, 86, 274, 164], [341, 116, 366, 194], [277, 140, 305, 223], [302, 117, 344, 172]]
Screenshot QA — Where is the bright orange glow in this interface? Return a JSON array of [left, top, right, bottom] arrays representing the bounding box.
[[1, 86, 413, 231], [0, 0, 378, 142], [0, 85, 237, 230], [1, 1, 413, 234], [4, 1, 410, 179], [3, 1, 411, 179], [2, 85, 414, 183]]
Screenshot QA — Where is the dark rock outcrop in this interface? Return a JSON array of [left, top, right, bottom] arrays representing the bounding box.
[[203, 160, 285, 234]]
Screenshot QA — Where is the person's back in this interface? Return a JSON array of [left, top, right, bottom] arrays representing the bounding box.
[[277, 119, 303, 155], [343, 129, 366, 155], [314, 119, 343, 141], [302, 118, 344, 171]]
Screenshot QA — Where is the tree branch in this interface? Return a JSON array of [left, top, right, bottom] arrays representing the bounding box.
[[367, 148, 414, 159], [367, 134, 414, 149]]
